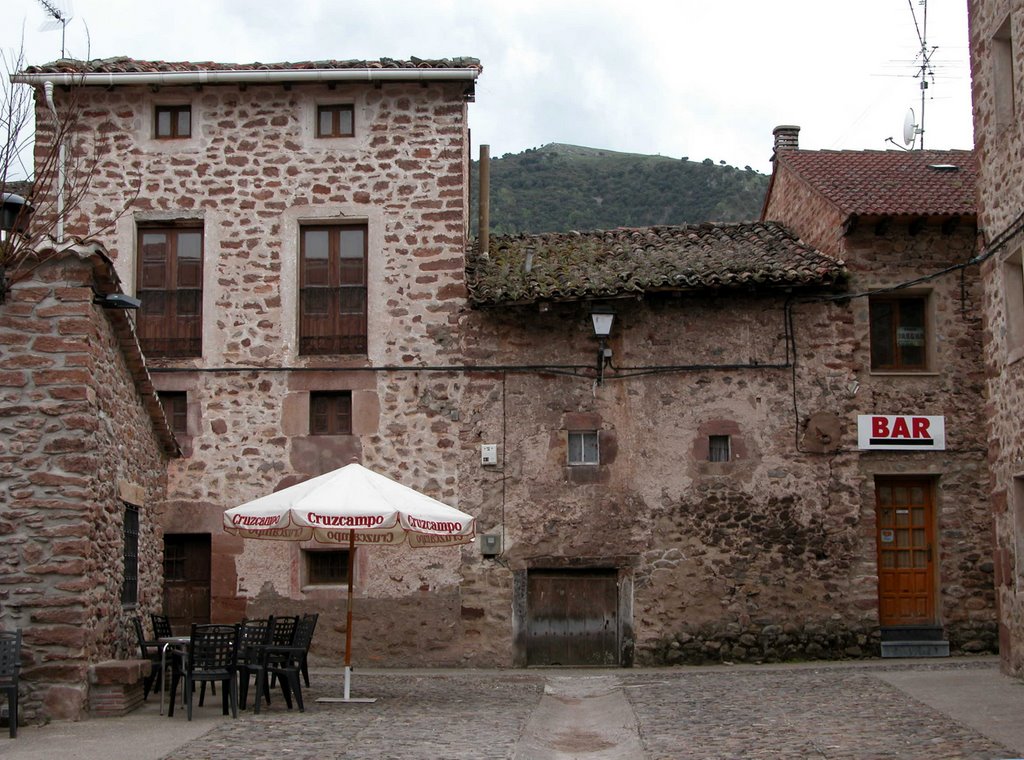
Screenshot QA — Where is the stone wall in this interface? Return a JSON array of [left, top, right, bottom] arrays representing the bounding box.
[[969, 0, 1024, 675], [37, 77, 473, 665], [0, 253, 168, 722], [452, 284, 994, 664], [32, 70, 997, 672]]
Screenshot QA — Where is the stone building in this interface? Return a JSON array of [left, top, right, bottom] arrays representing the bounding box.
[[761, 131, 994, 656], [7, 55, 997, 678], [11, 56, 485, 666], [968, 0, 1024, 676], [0, 239, 176, 721]]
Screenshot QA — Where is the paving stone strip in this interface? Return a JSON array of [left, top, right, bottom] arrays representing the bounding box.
[[512, 675, 644, 760]]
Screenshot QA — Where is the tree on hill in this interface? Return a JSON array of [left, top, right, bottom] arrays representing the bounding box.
[[469, 144, 769, 236]]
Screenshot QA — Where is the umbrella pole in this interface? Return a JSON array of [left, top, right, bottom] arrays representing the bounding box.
[[344, 528, 355, 699], [319, 528, 376, 703]]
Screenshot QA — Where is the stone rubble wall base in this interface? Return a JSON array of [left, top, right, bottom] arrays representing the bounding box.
[[88, 660, 151, 718]]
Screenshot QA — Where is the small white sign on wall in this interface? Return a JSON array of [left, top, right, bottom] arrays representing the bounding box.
[[857, 415, 946, 451]]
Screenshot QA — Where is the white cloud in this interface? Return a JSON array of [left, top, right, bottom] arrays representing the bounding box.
[[1, 0, 974, 174]]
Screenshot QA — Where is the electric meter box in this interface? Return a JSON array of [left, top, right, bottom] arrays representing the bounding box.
[[481, 534, 502, 556], [480, 444, 498, 466]]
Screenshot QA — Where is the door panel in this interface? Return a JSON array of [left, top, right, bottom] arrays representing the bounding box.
[[526, 569, 618, 666], [876, 479, 935, 626], [163, 533, 211, 632]]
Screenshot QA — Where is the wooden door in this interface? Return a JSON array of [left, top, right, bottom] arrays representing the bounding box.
[[163, 534, 211, 632], [526, 569, 618, 666], [876, 479, 935, 625]]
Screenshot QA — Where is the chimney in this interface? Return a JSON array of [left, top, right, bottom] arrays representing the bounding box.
[[772, 125, 800, 152]]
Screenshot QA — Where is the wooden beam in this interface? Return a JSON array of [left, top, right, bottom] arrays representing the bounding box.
[[941, 216, 961, 235], [908, 217, 927, 236], [874, 217, 892, 235]]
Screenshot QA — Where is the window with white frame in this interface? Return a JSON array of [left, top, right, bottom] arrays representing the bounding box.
[[568, 431, 599, 465]]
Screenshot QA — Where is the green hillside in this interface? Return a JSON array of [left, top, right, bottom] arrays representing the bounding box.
[[469, 143, 770, 236]]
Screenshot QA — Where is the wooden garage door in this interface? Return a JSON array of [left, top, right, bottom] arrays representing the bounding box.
[[526, 569, 618, 666]]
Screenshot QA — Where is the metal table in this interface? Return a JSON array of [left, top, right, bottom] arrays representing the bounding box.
[[157, 635, 190, 715]]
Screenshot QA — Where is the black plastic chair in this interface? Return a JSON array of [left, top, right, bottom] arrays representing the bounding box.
[[168, 624, 239, 721], [151, 613, 173, 640], [237, 618, 273, 713], [298, 613, 318, 687], [132, 616, 163, 699], [0, 631, 21, 738], [266, 615, 298, 690], [261, 615, 314, 712], [270, 615, 298, 648]]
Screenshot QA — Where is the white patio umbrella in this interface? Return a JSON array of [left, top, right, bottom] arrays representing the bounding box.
[[223, 463, 476, 702]]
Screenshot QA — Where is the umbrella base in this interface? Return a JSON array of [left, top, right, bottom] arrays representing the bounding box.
[[316, 665, 378, 703]]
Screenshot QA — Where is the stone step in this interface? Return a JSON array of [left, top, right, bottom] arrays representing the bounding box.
[[880, 626, 945, 642], [880, 640, 950, 658]]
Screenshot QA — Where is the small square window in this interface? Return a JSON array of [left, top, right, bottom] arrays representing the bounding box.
[[317, 104, 355, 138], [568, 431, 599, 465], [305, 549, 349, 585], [155, 105, 191, 139], [159, 391, 188, 436], [869, 295, 928, 370], [708, 435, 731, 462], [310, 391, 353, 435]]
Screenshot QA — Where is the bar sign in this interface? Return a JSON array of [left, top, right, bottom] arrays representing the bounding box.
[[857, 415, 945, 451]]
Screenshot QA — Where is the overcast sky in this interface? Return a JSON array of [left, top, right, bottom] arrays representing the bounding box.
[[2, 0, 974, 174]]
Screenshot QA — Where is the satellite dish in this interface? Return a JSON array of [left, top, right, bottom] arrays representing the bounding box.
[[903, 108, 918, 147]]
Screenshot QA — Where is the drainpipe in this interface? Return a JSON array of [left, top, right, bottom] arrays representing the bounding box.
[[43, 81, 65, 243], [478, 144, 489, 255]]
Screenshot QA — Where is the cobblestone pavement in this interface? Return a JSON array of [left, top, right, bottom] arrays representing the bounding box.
[[161, 671, 545, 760], [159, 660, 1021, 760], [620, 662, 1014, 760]]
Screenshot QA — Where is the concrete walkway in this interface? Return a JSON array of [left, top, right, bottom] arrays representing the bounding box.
[[0, 657, 1020, 759], [513, 675, 644, 759]]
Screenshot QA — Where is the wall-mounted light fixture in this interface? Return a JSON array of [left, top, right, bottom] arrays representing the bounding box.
[[93, 292, 142, 310], [1, 193, 33, 238], [591, 305, 615, 385]]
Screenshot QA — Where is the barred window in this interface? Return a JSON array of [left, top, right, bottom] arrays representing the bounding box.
[[305, 549, 349, 585], [122, 503, 139, 606]]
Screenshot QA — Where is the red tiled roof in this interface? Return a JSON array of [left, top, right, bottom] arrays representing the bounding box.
[[466, 223, 845, 307], [774, 149, 976, 217], [24, 56, 482, 75]]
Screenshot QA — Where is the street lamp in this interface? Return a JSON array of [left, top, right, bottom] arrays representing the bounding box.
[[591, 305, 615, 385]]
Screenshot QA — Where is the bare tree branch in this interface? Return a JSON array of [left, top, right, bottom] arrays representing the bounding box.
[[0, 46, 141, 302]]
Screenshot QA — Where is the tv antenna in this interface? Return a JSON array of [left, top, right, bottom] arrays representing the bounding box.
[[36, 0, 74, 59], [906, 0, 936, 149]]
